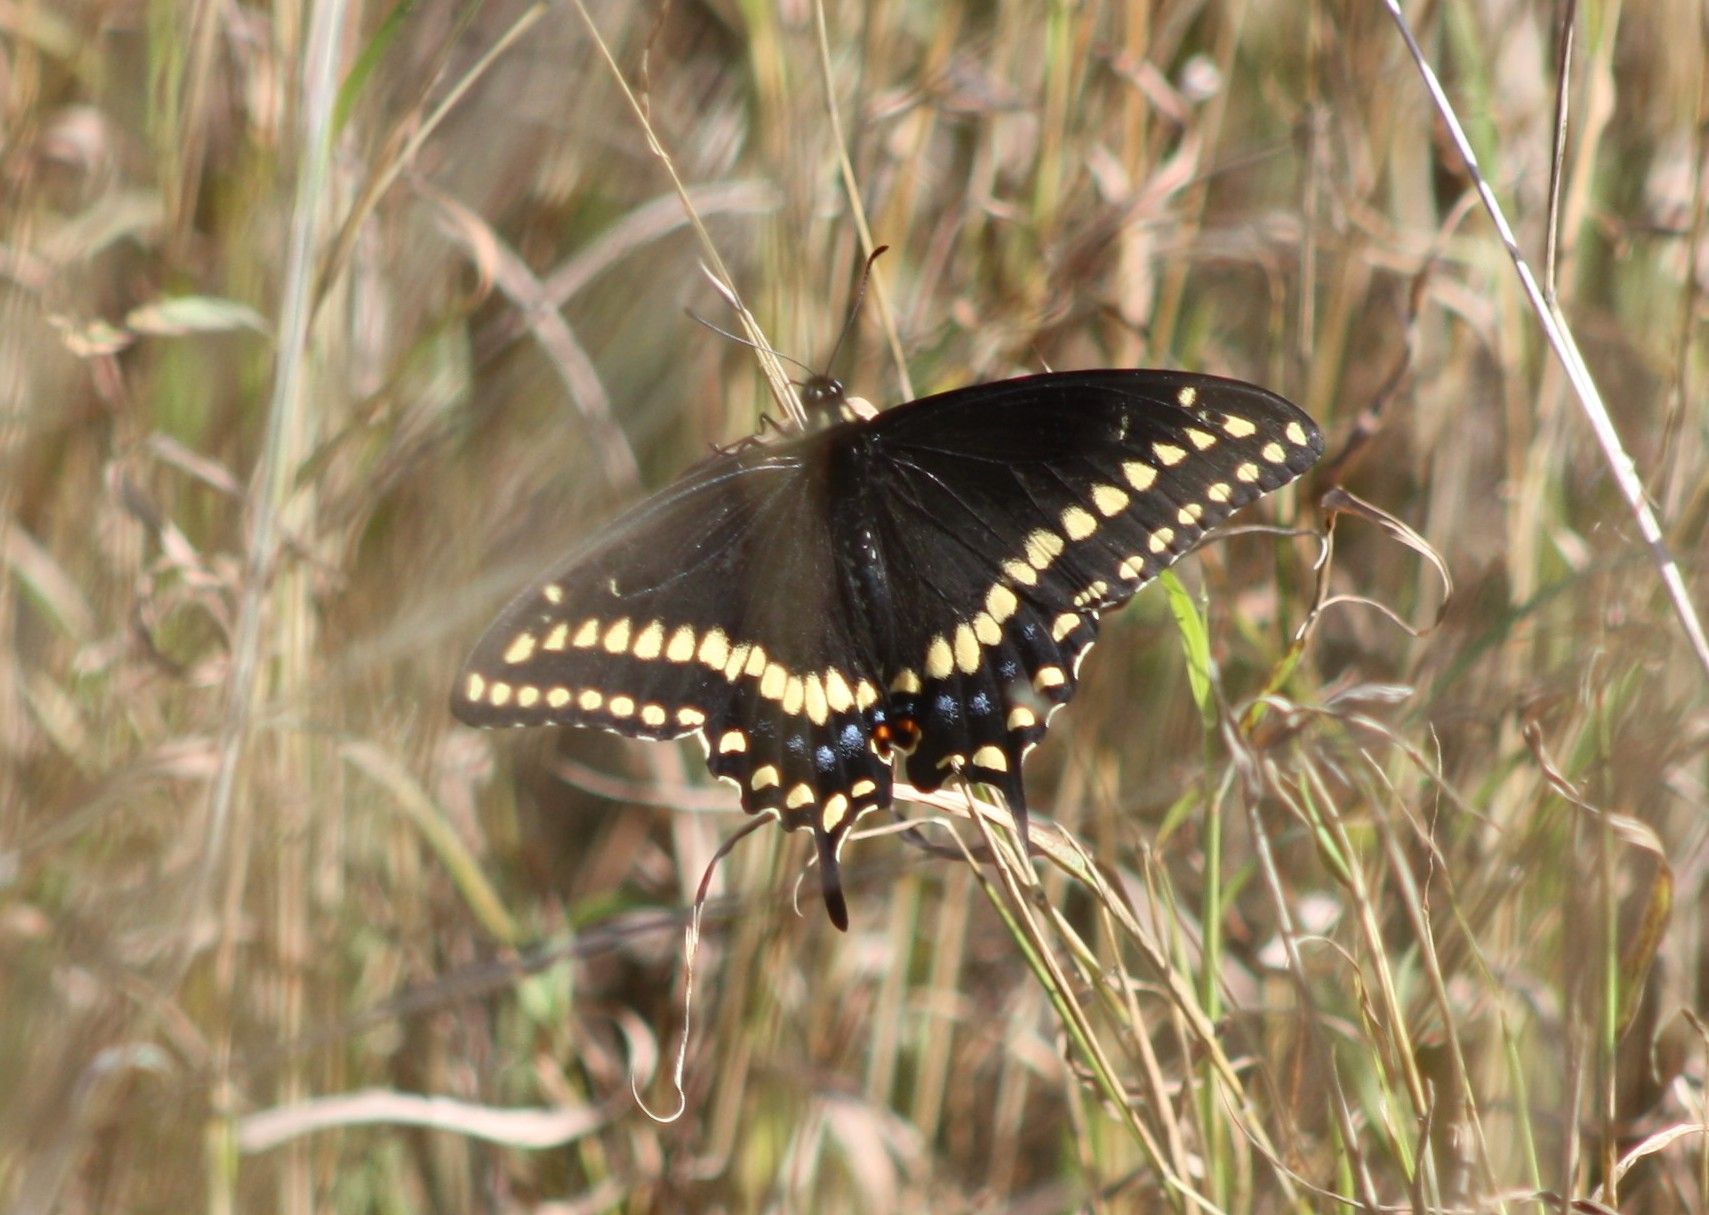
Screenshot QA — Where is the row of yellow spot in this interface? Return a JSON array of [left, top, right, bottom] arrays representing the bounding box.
[[462, 670, 708, 732], [747, 766, 885, 832], [487, 606, 886, 730]]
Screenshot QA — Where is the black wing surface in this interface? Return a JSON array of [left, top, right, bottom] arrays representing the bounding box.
[[851, 370, 1323, 835], [452, 437, 897, 928]]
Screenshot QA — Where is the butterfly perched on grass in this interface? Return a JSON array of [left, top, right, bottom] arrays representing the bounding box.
[[453, 368, 1323, 928]]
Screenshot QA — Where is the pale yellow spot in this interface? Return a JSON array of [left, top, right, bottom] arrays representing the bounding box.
[[1150, 527, 1176, 553], [503, 632, 536, 664], [677, 707, 705, 727], [1052, 613, 1080, 642], [465, 673, 486, 701], [517, 685, 540, 708], [925, 636, 954, 679], [1073, 582, 1107, 609], [601, 618, 631, 653], [782, 675, 805, 716], [1124, 460, 1157, 491], [1003, 559, 1038, 586], [856, 680, 880, 709], [821, 793, 851, 832], [743, 645, 768, 677], [804, 674, 828, 725], [1154, 442, 1187, 466], [891, 669, 922, 695], [697, 628, 730, 668], [1035, 666, 1066, 690], [760, 663, 788, 700], [825, 670, 854, 712], [543, 622, 569, 651], [1236, 461, 1261, 483], [973, 612, 1002, 646], [851, 778, 878, 799], [1286, 421, 1309, 447], [608, 695, 635, 718], [986, 583, 1019, 623], [723, 643, 750, 681], [1119, 556, 1146, 580], [542, 584, 565, 604], [1178, 503, 1204, 525], [718, 730, 747, 754], [489, 681, 513, 707], [1177, 384, 1198, 407], [1091, 484, 1129, 517], [971, 744, 1008, 772], [751, 764, 781, 790], [954, 623, 980, 674], [631, 620, 664, 660], [1025, 528, 1066, 570], [1223, 414, 1258, 438], [665, 625, 697, 662], [786, 783, 815, 809], [1061, 505, 1097, 541], [1186, 428, 1216, 450], [1207, 482, 1231, 503], [547, 687, 572, 708], [641, 704, 666, 726], [1007, 705, 1037, 730], [578, 690, 603, 711], [1262, 441, 1287, 463], [572, 619, 600, 648]]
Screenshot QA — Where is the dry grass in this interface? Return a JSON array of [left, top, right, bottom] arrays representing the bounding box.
[[3, 1, 1707, 1212]]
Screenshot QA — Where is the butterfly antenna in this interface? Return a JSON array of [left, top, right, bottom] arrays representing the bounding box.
[[820, 244, 889, 377], [684, 309, 818, 379]]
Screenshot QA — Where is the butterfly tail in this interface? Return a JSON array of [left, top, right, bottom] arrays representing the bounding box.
[[815, 827, 850, 931]]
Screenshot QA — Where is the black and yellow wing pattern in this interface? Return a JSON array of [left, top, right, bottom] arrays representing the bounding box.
[[453, 370, 1324, 928]]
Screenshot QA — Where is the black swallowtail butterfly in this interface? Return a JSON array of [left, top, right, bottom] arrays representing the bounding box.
[[453, 369, 1323, 929]]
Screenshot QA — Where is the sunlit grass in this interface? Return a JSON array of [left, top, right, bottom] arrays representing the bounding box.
[[3, 1, 1706, 1212]]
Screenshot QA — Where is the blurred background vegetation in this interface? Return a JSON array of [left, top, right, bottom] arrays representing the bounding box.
[[3, 0, 1706, 1211]]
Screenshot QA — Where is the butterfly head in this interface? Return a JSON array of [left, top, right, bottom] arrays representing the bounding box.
[[798, 373, 878, 425], [799, 373, 846, 413]]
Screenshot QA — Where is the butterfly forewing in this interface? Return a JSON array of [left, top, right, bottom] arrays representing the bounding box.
[[454, 369, 1323, 928], [853, 371, 1323, 825]]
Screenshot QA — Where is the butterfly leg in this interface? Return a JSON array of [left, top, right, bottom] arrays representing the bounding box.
[[1003, 779, 1031, 857]]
